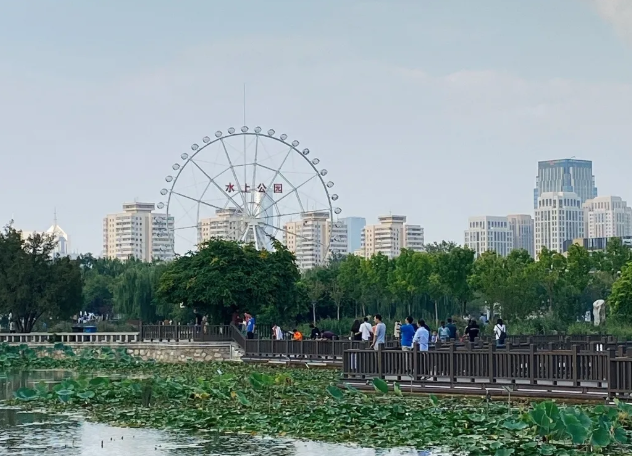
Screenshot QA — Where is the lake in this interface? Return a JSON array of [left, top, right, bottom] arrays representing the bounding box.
[[0, 371, 440, 456]]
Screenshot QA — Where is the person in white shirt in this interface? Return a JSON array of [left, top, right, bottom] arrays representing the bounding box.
[[359, 317, 373, 342], [273, 325, 284, 340], [494, 318, 507, 347], [412, 319, 430, 351]]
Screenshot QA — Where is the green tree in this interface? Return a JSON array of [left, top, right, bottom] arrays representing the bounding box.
[[157, 239, 302, 326], [112, 263, 166, 322], [609, 261, 632, 318], [337, 254, 364, 317], [0, 226, 83, 332], [432, 246, 475, 316], [389, 249, 432, 317]]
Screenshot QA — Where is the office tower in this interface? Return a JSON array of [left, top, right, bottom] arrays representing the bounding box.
[[507, 214, 535, 258], [464, 216, 514, 258], [534, 159, 597, 209], [340, 217, 366, 253], [583, 196, 632, 239], [103, 202, 175, 262], [534, 192, 584, 256]]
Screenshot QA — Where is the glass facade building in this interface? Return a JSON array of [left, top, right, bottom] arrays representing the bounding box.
[[533, 159, 597, 209]]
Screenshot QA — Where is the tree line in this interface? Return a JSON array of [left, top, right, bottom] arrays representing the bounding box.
[[2, 222, 632, 333]]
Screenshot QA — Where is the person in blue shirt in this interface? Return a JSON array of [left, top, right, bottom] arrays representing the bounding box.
[[400, 316, 415, 351], [245, 312, 256, 339], [371, 314, 386, 350]]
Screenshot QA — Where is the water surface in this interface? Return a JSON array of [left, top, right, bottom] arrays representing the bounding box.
[[0, 371, 440, 456]]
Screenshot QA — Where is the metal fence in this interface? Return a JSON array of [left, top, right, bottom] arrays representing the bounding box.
[[140, 324, 233, 343]]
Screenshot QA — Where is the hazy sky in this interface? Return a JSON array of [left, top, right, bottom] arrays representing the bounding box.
[[2, 0, 632, 254]]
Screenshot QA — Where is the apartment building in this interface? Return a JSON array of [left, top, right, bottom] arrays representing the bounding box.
[[103, 202, 175, 262]]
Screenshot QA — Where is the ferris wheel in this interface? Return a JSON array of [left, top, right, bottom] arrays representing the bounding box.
[[159, 126, 342, 257]]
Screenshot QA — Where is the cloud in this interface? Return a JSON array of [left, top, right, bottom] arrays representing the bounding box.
[[590, 0, 632, 45]]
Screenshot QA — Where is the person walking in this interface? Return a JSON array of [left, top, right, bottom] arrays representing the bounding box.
[[465, 319, 480, 343], [272, 324, 283, 340], [371, 314, 386, 350], [350, 319, 362, 341], [446, 318, 458, 340], [438, 321, 450, 342], [494, 318, 507, 347], [245, 312, 256, 340], [359, 317, 373, 342], [393, 320, 401, 339], [309, 323, 321, 339], [400, 316, 415, 351], [413, 319, 430, 352]]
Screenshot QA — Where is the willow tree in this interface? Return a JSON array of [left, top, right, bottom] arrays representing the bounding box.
[[112, 263, 166, 322]]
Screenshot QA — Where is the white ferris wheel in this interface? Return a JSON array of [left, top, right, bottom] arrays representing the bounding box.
[[159, 126, 343, 257]]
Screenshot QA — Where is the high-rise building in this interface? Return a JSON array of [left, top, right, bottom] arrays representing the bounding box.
[[358, 215, 424, 259], [464, 216, 513, 258], [507, 214, 535, 258], [583, 196, 632, 239], [535, 192, 584, 255], [533, 159, 597, 209], [340, 217, 366, 253], [198, 208, 245, 244], [283, 211, 347, 270], [103, 202, 175, 262]]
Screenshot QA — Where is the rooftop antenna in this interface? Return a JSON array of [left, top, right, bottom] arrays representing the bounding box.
[[53, 207, 58, 228]]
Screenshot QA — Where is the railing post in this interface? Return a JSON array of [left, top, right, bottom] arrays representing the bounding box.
[[158, 324, 163, 342], [412, 343, 419, 380], [608, 348, 617, 399], [488, 342, 495, 384], [449, 343, 456, 386], [571, 344, 579, 387], [529, 344, 536, 386]]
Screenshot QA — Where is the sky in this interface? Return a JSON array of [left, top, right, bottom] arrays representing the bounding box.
[[2, 0, 632, 255]]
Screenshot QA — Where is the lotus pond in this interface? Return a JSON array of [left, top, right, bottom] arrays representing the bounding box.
[[2, 343, 632, 455]]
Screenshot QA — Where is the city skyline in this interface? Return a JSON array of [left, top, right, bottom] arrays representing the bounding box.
[[2, 1, 632, 254]]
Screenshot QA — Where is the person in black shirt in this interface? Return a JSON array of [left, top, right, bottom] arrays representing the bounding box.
[[321, 330, 336, 340], [309, 323, 321, 339], [465, 319, 480, 342], [350, 319, 362, 341]]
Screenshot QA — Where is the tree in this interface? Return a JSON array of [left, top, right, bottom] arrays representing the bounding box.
[[157, 238, 302, 326], [0, 226, 83, 332], [112, 263, 166, 322], [389, 249, 432, 316], [424, 241, 457, 254], [609, 261, 632, 319], [431, 246, 475, 316], [303, 267, 327, 325], [337, 254, 364, 317]]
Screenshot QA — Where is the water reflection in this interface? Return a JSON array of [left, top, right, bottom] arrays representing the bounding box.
[[0, 371, 439, 456], [0, 370, 72, 401]]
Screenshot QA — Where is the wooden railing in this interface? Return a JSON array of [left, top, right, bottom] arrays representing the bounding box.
[[243, 339, 401, 361], [342, 344, 632, 398]]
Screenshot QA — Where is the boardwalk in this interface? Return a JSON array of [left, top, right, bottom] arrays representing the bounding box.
[[4, 324, 632, 399]]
